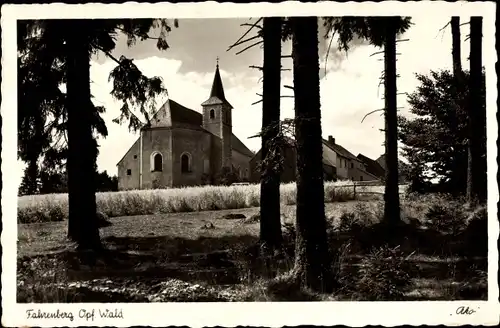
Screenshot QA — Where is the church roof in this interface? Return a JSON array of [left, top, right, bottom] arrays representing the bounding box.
[[126, 98, 254, 162], [148, 99, 202, 128], [201, 64, 233, 109]]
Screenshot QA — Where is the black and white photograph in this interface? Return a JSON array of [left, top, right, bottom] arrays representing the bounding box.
[[2, 1, 499, 327]]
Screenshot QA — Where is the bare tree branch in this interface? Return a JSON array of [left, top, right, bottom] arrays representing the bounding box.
[[324, 30, 337, 79], [235, 40, 264, 55], [241, 23, 262, 29], [249, 65, 263, 70], [435, 21, 451, 39], [361, 108, 384, 123], [460, 21, 470, 26], [227, 17, 263, 52], [284, 85, 294, 90], [229, 35, 261, 49], [370, 50, 384, 57], [281, 55, 293, 58]]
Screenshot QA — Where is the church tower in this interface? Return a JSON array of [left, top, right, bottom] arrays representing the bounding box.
[[202, 59, 233, 171]]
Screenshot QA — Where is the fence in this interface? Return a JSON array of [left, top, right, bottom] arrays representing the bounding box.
[[345, 180, 408, 199]]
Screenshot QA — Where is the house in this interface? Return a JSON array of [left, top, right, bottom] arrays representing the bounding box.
[[116, 63, 254, 190], [249, 135, 379, 183], [357, 153, 386, 181], [323, 136, 379, 182], [357, 153, 410, 183]]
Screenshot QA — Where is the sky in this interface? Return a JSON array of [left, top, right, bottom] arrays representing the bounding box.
[[21, 16, 474, 178]]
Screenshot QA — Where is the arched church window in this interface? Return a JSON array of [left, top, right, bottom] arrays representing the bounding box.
[[210, 109, 215, 119], [181, 152, 191, 173], [153, 153, 163, 172]]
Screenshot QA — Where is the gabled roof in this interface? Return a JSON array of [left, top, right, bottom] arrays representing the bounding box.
[[322, 139, 362, 162], [357, 153, 386, 179]]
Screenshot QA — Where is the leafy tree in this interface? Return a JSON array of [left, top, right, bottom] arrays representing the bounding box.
[[323, 17, 412, 226], [18, 19, 177, 250], [398, 69, 485, 195], [291, 17, 333, 292], [467, 17, 487, 204]]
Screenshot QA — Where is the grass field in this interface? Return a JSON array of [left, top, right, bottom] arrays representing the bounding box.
[[17, 193, 487, 302], [18, 181, 407, 224]]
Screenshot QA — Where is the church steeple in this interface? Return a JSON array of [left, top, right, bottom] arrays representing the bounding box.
[[202, 58, 232, 109], [209, 57, 227, 101]]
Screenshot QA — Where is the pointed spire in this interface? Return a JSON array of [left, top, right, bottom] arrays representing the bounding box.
[[201, 58, 233, 109], [209, 57, 226, 101]]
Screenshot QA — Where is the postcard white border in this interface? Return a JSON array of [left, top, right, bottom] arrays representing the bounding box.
[[2, 1, 499, 327]]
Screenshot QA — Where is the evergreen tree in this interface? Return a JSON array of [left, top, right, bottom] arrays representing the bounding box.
[[291, 17, 333, 292], [260, 17, 283, 250], [323, 17, 412, 226], [18, 19, 177, 249], [467, 17, 487, 204], [398, 69, 485, 195]]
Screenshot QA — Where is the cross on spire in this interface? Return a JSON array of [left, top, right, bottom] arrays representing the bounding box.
[[216, 56, 219, 68]]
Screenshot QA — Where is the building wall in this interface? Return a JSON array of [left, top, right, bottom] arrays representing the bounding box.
[[221, 106, 232, 169], [336, 156, 350, 180], [117, 137, 141, 190], [171, 128, 212, 187], [232, 149, 251, 181], [202, 104, 223, 137], [141, 128, 173, 189], [249, 146, 297, 183], [348, 167, 378, 182]]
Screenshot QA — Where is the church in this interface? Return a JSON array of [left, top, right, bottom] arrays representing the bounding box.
[[116, 63, 255, 190]]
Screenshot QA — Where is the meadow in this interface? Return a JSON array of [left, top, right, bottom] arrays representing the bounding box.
[[17, 184, 487, 302], [18, 180, 406, 223]]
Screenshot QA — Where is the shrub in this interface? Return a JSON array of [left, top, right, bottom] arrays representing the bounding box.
[[356, 245, 415, 300], [425, 202, 467, 234]]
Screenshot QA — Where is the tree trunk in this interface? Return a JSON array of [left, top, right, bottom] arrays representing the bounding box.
[[260, 17, 283, 250], [451, 17, 462, 77], [383, 21, 401, 226], [467, 17, 486, 204], [66, 20, 102, 250], [291, 17, 333, 293]]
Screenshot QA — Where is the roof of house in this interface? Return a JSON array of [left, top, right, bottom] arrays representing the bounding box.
[[322, 139, 362, 162], [357, 153, 386, 179]]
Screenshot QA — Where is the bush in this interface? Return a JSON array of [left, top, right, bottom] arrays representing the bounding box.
[[425, 202, 467, 234], [356, 245, 415, 300]]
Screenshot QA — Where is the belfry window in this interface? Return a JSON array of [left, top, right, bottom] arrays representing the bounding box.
[[210, 109, 215, 119]]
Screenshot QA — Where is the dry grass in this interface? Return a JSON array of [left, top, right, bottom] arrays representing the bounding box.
[[18, 180, 372, 224]]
